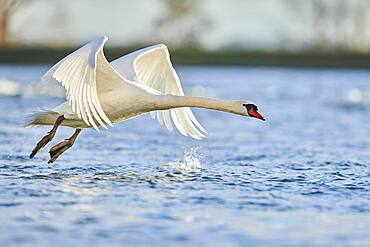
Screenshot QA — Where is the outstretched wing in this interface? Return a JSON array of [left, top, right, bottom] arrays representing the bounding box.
[[42, 36, 123, 131], [111, 44, 207, 140]]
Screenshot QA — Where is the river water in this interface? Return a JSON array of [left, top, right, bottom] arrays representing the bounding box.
[[0, 65, 369, 246]]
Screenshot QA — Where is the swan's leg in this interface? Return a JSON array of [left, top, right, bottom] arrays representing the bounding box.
[[30, 115, 65, 158], [48, 128, 82, 164]]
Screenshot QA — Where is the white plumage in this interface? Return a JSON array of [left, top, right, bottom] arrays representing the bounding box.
[[43, 37, 114, 130], [36, 36, 207, 139], [28, 36, 265, 163], [111, 43, 206, 139]]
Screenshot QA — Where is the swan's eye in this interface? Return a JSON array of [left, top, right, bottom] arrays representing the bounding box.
[[243, 103, 258, 112]]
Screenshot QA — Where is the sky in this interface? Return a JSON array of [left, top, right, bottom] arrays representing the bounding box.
[[8, 0, 370, 51]]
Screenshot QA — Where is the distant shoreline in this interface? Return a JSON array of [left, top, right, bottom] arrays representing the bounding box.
[[1, 47, 370, 69]]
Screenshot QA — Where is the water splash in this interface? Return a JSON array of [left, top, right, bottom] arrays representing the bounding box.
[[167, 148, 201, 172]]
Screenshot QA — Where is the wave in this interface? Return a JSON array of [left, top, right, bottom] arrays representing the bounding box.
[[167, 148, 201, 172]]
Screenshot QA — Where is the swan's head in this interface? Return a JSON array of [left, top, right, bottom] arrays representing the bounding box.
[[235, 101, 265, 121]]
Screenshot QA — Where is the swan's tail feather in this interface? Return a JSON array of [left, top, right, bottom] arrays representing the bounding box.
[[24, 110, 60, 127]]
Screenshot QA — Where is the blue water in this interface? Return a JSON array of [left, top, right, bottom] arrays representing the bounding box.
[[0, 65, 370, 246]]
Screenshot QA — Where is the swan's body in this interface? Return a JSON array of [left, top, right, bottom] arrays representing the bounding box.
[[27, 36, 264, 163]]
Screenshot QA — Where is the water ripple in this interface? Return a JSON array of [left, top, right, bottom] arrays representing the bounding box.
[[1, 66, 370, 246]]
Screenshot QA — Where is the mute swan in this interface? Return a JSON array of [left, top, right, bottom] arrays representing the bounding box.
[[27, 36, 265, 163]]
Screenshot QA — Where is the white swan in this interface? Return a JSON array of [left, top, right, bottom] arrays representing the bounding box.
[[27, 36, 265, 163]]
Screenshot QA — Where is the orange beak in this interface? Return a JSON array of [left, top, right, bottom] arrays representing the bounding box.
[[248, 108, 265, 121]]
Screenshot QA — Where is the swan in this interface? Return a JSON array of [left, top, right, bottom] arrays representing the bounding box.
[[27, 36, 265, 163]]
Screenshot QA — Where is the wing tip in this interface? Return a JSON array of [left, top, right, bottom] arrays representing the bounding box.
[[157, 43, 167, 49], [146, 44, 168, 52], [97, 36, 108, 43], [190, 133, 206, 140]]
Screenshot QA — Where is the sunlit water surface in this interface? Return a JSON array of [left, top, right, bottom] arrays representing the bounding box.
[[0, 65, 370, 246]]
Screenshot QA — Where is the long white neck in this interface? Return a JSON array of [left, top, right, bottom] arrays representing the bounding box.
[[154, 95, 239, 114]]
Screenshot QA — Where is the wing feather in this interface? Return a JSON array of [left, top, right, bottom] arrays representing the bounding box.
[[42, 36, 124, 131], [111, 44, 207, 139]]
